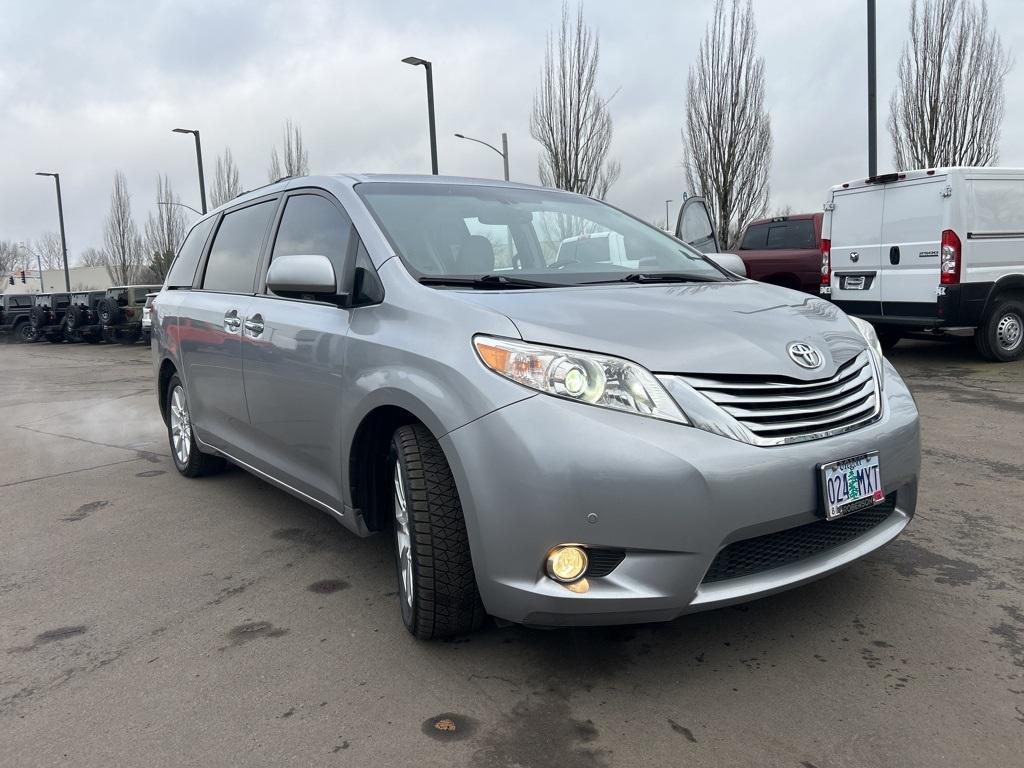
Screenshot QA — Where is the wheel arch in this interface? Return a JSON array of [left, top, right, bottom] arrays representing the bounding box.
[[157, 358, 178, 424]]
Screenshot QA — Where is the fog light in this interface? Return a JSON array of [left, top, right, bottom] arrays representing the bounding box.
[[546, 545, 588, 583]]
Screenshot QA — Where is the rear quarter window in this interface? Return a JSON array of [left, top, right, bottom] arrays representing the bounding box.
[[167, 216, 217, 289], [742, 220, 816, 250]]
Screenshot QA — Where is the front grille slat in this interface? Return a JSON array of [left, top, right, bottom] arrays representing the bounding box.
[[702, 495, 897, 583], [680, 351, 881, 445]]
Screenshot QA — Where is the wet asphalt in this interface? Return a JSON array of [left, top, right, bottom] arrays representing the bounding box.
[[1, 337, 1022, 767]]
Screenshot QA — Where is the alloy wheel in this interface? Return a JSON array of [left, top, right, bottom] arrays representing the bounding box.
[[169, 385, 192, 466], [393, 464, 414, 608]]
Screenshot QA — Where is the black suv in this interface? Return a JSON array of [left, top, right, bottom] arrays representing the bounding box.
[[99, 285, 161, 344], [65, 290, 107, 343], [0, 294, 36, 343], [29, 293, 72, 343]]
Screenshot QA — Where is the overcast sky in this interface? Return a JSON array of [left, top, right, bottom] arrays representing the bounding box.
[[2, 0, 1023, 260]]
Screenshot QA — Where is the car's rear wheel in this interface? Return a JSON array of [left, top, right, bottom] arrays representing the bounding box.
[[16, 322, 35, 343], [975, 298, 1024, 362], [166, 374, 226, 478], [390, 423, 485, 640]]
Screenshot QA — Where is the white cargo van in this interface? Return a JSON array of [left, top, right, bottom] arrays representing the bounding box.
[[822, 168, 1024, 361]]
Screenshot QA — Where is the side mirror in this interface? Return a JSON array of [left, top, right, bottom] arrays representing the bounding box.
[[266, 254, 346, 302], [706, 252, 748, 278]]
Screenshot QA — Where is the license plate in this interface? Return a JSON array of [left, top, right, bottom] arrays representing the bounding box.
[[819, 451, 884, 520], [842, 275, 866, 290]]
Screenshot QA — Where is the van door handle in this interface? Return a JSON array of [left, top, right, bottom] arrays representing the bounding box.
[[244, 314, 264, 337], [223, 310, 241, 332], [889, 246, 900, 265]]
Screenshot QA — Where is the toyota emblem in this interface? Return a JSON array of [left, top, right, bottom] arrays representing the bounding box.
[[787, 342, 824, 370], [850, 251, 860, 263]]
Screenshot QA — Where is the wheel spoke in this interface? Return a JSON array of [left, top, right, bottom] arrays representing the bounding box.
[[394, 463, 414, 607]]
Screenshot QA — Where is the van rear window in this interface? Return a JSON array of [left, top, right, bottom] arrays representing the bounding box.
[[741, 220, 816, 250]]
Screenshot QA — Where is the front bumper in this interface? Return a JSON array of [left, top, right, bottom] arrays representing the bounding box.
[[441, 359, 920, 626]]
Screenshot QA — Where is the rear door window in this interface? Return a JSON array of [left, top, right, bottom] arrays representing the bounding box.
[[203, 200, 277, 294], [167, 216, 217, 289], [742, 220, 816, 250]]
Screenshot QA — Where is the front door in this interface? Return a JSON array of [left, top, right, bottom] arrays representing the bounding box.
[[675, 197, 720, 253], [241, 191, 354, 507], [180, 197, 278, 452]]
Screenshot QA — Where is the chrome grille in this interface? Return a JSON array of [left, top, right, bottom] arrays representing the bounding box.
[[680, 351, 881, 445]]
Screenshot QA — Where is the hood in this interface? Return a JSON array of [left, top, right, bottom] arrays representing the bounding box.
[[450, 281, 867, 379]]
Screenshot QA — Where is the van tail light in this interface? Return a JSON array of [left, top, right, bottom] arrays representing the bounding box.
[[820, 239, 831, 286], [940, 229, 961, 285]]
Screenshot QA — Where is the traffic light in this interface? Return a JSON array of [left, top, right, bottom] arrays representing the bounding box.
[[20, 270, 26, 283], [8, 276, 13, 285]]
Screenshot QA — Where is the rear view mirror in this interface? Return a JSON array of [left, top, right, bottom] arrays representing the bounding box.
[[706, 252, 748, 278], [267, 254, 345, 301]]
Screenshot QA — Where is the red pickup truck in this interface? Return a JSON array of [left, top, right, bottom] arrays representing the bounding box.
[[733, 213, 823, 294]]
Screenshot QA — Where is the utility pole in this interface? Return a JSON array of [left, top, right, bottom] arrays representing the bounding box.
[[34, 172, 71, 291], [402, 57, 438, 174], [454, 131, 510, 181], [867, 0, 878, 178], [665, 200, 673, 231]]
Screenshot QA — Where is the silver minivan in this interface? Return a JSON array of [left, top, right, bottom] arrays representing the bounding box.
[[152, 175, 921, 639]]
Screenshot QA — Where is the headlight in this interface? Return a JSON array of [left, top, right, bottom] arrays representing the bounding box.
[[849, 316, 886, 388], [473, 336, 689, 424]]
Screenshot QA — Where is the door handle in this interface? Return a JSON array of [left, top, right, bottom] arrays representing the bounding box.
[[889, 246, 900, 265], [244, 314, 264, 337], [223, 311, 241, 332]]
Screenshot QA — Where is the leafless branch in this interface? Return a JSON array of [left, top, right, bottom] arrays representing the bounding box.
[[210, 147, 243, 208], [103, 171, 144, 286], [268, 119, 310, 182], [683, 0, 772, 249], [530, 2, 620, 199], [889, 0, 1012, 169], [144, 174, 188, 281]]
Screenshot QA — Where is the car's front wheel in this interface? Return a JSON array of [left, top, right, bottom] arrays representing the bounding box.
[[165, 374, 225, 478], [390, 424, 485, 640]]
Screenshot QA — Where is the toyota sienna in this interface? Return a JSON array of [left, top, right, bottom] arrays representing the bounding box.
[[151, 174, 921, 639]]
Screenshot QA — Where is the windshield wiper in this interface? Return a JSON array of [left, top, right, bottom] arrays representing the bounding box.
[[419, 274, 564, 289], [588, 272, 722, 285]]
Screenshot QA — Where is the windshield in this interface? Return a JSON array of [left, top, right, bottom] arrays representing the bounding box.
[[357, 183, 728, 286]]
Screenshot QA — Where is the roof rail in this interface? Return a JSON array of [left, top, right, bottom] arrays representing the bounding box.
[[232, 175, 294, 201]]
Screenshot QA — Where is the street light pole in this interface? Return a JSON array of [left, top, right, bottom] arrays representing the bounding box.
[[454, 132, 510, 181], [172, 128, 208, 213], [867, 0, 877, 178], [18, 242, 44, 292], [34, 172, 71, 291], [402, 57, 438, 174], [665, 200, 673, 231]]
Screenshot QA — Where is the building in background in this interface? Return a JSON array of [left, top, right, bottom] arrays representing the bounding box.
[[1, 266, 112, 295]]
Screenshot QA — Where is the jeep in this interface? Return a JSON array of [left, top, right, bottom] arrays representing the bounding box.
[[29, 293, 72, 343], [98, 285, 162, 344], [65, 290, 107, 343], [0, 294, 36, 343]]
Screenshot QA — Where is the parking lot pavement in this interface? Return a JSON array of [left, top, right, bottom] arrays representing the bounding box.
[[0, 340, 1022, 767]]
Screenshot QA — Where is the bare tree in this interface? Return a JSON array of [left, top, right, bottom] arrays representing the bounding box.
[[530, 3, 621, 200], [79, 247, 109, 267], [0, 240, 21, 277], [210, 147, 243, 208], [103, 171, 144, 286], [268, 119, 309, 181], [144, 175, 188, 280], [889, 0, 1012, 169], [27, 232, 66, 270], [683, 0, 772, 249]]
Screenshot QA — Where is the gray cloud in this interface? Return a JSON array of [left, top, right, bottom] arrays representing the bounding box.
[[1, 0, 1022, 257]]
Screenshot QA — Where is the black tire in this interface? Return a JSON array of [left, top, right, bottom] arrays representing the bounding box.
[[98, 298, 121, 325], [389, 424, 485, 640], [876, 325, 902, 352], [165, 374, 225, 478], [975, 297, 1024, 362], [29, 306, 48, 329], [15, 321, 35, 343], [66, 306, 83, 329]]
